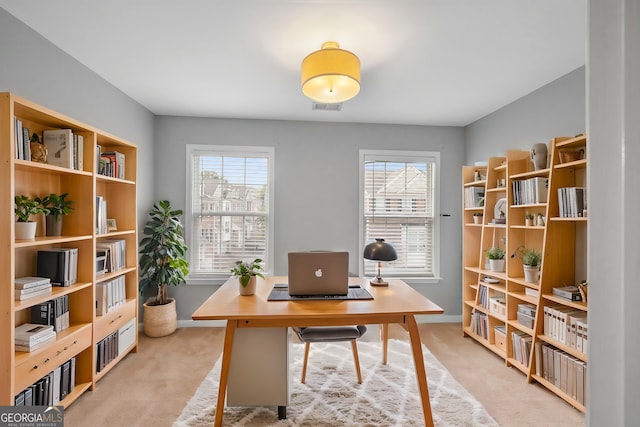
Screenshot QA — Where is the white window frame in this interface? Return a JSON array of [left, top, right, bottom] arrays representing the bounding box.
[[358, 149, 441, 284], [185, 144, 275, 285]]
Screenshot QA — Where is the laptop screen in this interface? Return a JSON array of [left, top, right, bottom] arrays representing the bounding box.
[[288, 252, 349, 296]]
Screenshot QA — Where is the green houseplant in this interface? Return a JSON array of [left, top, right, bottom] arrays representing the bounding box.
[[36, 193, 74, 236], [485, 247, 505, 273], [139, 200, 189, 337], [14, 195, 49, 239], [231, 258, 265, 296], [520, 247, 542, 283]]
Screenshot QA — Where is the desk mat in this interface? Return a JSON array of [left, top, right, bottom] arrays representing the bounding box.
[[267, 285, 373, 301]]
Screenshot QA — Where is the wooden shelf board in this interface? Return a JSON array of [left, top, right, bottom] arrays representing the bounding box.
[[96, 174, 135, 185], [478, 281, 506, 293], [542, 294, 588, 311], [486, 187, 507, 193], [478, 268, 506, 281], [509, 203, 547, 209], [556, 134, 586, 148], [550, 216, 588, 222], [530, 374, 586, 413], [14, 281, 93, 312], [507, 320, 534, 336], [536, 335, 588, 362], [14, 159, 93, 177], [14, 234, 93, 248], [507, 291, 538, 305], [506, 358, 530, 375], [464, 180, 486, 187], [484, 223, 507, 229], [555, 159, 587, 170], [510, 225, 545, 230], [510, 168, 550, 179], [95, 266, 137, 284], [14, 323, 92, 366]]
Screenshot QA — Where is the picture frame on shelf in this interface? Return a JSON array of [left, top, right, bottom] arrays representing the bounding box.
[[107, 219, 117, 232]]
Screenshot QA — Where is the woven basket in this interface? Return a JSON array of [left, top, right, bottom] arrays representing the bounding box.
[[558, 148, 584, 163], [143, 298, 177, 337]]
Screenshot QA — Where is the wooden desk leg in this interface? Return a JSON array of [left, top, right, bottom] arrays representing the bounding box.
[[214, 320, 237, 427], [407, 315, 434, 427], [380, 323, 389, 365]]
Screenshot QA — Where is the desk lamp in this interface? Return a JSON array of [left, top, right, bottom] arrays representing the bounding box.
[[363, 238, 398, 286]]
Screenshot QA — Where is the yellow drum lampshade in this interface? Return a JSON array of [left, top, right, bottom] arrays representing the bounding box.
[[301, 41, 360, 104]]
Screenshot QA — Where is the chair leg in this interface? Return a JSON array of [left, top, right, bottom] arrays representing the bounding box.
[[350, 340, 363, 384], [301, 342, 310, 384]]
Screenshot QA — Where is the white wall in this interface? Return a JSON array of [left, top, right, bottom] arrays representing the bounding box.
[[153, 116, 465, 321], [465, 67, 585, 164], [0, 8, 156, 229]]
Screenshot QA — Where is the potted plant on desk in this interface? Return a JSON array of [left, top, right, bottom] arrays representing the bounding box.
[[231, 259, 265, 296], [14, 195, 49, 240], [139, 200, 189, 337]]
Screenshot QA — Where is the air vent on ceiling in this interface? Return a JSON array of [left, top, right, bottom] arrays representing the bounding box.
[[312, 102, 343, 111]]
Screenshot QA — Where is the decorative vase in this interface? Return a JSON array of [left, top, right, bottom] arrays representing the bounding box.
[[525, 218, 533, 227], [143, 298, 177, 337], [523, 265, 540, 283], [489, 259, 505, 273], [46, 215, 63, 236], [239, 276, 257, 296], [15, 221, 37, 240], [530, 143, 548, 170], [473, 215, 482, 224]]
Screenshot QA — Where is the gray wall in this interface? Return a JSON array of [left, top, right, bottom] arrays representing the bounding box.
[[154, 117, 465, 321], [0, 8, 156, 230], [465, 67, 585, 164]]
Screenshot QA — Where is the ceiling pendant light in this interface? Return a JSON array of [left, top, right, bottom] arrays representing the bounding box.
[[301, 41, 360, 104]]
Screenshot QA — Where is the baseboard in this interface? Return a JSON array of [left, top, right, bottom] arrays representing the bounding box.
[[176, 314, 462, 329]]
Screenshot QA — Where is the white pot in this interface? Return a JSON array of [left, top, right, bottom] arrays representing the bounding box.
[[489, 259, 505, 273], [523, 265, 540, 283], [239, 276, 257, 296], [473, 216, 482, 224], [15, 221, 37, 240]]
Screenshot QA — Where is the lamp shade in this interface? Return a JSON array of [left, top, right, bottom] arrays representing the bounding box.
[[301, 41, 360, 104], [363, 238, 398, 262]]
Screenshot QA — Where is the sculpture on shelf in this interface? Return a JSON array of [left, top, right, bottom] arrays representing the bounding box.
[[29, 133, 47, 163], [530, 142, 548, 170]]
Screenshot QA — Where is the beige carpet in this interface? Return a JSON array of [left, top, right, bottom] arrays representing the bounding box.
[[174, 339, 498, 426]]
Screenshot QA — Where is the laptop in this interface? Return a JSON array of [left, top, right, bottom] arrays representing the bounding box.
[[288, 251, 349, 297]]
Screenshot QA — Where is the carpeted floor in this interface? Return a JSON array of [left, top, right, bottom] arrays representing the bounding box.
[[173, 339, 498, 426], [63, 323, 585, 427]]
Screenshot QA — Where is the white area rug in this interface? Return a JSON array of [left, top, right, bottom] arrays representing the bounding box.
[[174, 339, 498, 426]]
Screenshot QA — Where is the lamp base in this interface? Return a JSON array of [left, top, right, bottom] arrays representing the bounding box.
[[370, 278, 389, 286]]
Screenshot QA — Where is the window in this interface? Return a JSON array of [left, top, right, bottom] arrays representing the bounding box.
[[359, 150, 440, 280], [186, 145, 274, 281]]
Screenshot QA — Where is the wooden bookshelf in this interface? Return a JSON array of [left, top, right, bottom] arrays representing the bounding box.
[[462, 135, 588, 413], [0, 92, 138, 407]]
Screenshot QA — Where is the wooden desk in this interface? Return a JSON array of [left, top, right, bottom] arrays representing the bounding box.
[[192, 276, 444, 427]]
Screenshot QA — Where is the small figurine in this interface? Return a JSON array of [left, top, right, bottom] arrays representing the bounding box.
[[29, 132, 47, 163]]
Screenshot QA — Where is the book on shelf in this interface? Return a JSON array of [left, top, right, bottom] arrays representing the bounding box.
[[96, 239, 127, 272], [30, 295, 70, 332], [14, 283, 53, 300], [43, 129, 74, 169], [36, 248, 78, 287], [552, 285, 582, 301], [14, 276, 51, 289], [96, 275, 127, 316], [512, 177, 548, 205], [15, 323, 55, 343], [464, 186, 485, 208], [15, 334, 56, 352], [96, 196, 108, 234], [524, 287, 539, 299], [99, 150, 125, 179], [557, 187, 587, 218]]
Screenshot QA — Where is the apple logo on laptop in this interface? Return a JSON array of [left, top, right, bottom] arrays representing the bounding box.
[[315, 269, 323, 278]]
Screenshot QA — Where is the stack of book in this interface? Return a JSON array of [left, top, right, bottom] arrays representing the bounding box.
[[15, 323, 56, 352], [14, 277, 52, 301]]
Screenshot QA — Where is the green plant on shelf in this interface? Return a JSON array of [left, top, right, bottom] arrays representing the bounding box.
[[485, 247, 505, 260]]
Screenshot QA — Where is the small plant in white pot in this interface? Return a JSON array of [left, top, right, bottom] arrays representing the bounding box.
[[520, 247, 542, 283], [485, 247, 505, 272], [231, 259, 265, 296], [14, 195, 49, 240], [473, 212, 483, 224]]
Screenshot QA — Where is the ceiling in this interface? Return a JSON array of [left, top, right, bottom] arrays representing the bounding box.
[[0, 1, 585, 127]]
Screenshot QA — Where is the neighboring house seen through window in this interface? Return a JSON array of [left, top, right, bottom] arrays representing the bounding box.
[[360, 150, 440, 280], [186, 145, 274, 281]]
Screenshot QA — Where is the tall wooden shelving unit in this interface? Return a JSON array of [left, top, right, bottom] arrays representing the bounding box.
[[0, 92, 138, 407], [462, 135, 588, 412]]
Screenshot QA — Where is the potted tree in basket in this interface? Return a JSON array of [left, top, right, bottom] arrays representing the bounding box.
[[520, 247, 542, 283], [36, 193, 74, 236], [231, 259, 265, 296], [139, 200, 189, 337], [485, 247, 506, 272], [14, 195, 49, 240]]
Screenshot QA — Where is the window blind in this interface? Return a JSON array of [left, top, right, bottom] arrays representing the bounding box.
[[362, 152, 438, 278], [187, 146, 272, 277]]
